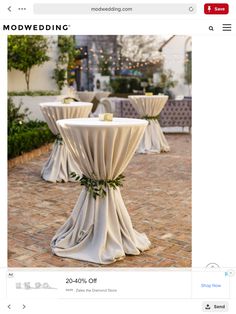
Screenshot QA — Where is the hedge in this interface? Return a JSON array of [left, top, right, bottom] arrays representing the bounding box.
[[110, 77, 141, 93], [8, 126, 55, 159], [8, 90, 59, 96]]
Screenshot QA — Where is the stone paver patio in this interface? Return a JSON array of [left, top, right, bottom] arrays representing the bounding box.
[[8, 134, 191, 268]]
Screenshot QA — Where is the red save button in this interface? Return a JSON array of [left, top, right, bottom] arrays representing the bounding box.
[[204, 3, 229, 14]]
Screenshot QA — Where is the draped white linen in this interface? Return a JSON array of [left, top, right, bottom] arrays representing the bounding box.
[[40, 102, 92, 182], [128, 95, 170, 153], [93, 92, 112, 116], [92, 97, 121, 117], [95, 91, 111, 101], [77, 91, 96, 102], [51, 118, 151, 264]]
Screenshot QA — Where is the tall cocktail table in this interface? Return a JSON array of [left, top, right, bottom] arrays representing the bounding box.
[[51, 118, 151, 264], [128, 95, 170, 153], [40, 102, 92, 182]]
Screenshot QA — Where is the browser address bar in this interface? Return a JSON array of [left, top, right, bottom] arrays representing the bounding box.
[[34, 3, 196, 15]]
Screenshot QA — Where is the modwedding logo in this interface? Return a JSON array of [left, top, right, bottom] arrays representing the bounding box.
[[3, 24, 70, 31]]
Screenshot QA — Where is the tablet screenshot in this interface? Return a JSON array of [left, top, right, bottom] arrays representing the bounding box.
[[0, 1, 235, 313]]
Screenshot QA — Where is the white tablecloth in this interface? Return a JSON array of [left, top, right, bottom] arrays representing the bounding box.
[[92, 97, 123, 116], [128, 95, 170, 153], [40, 102, 92, 182], [77, 91, 96, 103], [51, 118, 151, 264], [95, 91, 111, 101]]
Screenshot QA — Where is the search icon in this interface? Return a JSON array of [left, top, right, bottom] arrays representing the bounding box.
[[209, 26, 214, 31]]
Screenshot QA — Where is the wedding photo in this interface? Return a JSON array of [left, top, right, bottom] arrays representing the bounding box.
[[8, 35, 192, 268]]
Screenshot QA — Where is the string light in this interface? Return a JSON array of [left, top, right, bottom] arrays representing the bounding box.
[[72, 45, 163, 76]]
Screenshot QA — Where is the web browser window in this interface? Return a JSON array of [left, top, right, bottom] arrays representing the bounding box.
[[0, 0, 235, 313]]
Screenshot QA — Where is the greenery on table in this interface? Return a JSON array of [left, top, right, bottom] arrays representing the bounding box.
[[8, 90, 60, 97], [8, 98, 55, 159], [70, 172, 125, 199], [8, 36, 50, 91]]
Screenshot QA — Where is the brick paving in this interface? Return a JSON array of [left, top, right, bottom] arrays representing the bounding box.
[[8, 134, 191, 267]]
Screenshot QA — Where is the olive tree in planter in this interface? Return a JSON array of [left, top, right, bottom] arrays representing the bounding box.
[[8, 35, 50, 91]]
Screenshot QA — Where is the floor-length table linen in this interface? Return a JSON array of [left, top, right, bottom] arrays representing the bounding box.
[[40, 102, 92, 183], [128, 95, 170, 153], [51, 118, 151, 264]]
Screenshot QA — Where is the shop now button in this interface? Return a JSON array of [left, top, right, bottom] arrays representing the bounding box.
[[204, 3, 229, 14]]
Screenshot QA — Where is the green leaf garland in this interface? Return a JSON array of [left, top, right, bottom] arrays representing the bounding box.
[[70, 173, 125, 199]]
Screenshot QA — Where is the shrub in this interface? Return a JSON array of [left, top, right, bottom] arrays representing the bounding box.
[[8, 97, 55, 159], [8, 127, 55, 159], [129, 77, 141, 91], [8, 97, 28, 121], [8, 90, 59, 96], [110, 77, 141, 93], [8, 97, 30, 133]]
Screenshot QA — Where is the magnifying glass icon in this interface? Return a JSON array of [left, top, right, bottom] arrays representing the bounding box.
[[209, 26, 214, 31]]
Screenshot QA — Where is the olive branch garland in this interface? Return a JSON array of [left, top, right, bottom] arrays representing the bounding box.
[[141, 115, 160, 121], [70, 172, 125, 199], [55, 134, 63, 145]]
